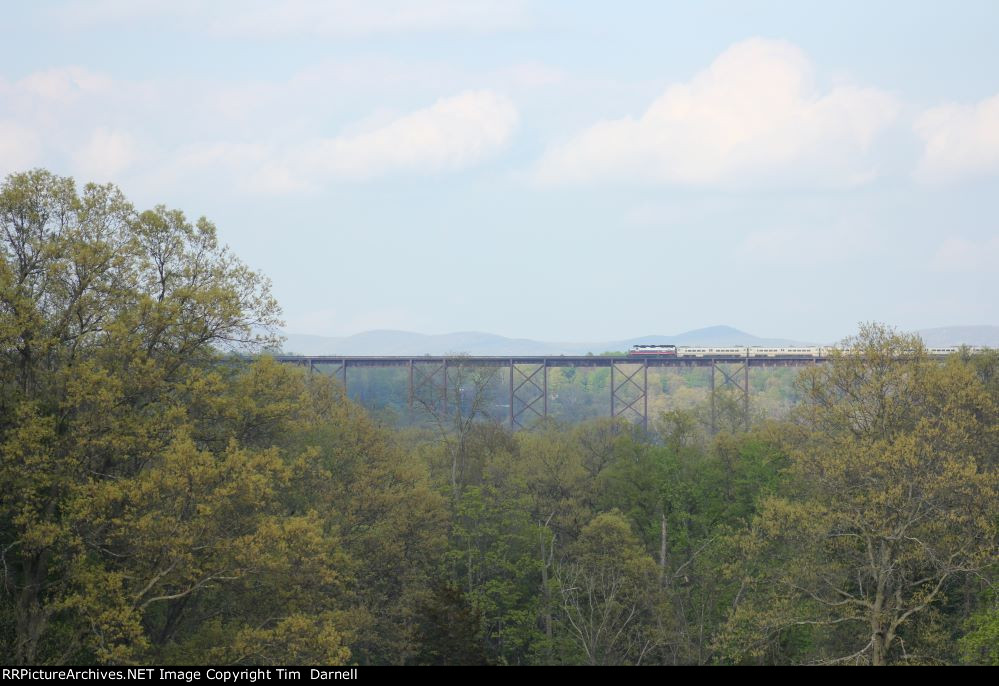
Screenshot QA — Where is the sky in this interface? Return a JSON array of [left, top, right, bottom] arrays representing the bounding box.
[[1, 1, 997, 343]]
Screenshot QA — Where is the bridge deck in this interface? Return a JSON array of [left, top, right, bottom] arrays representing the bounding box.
[[269, 353, 952, 430], [272, 354, 829, 368]]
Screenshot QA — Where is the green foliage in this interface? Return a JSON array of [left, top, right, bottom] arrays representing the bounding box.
[[960, 590, 999, 665], [716, 324, 999, 665], [555, 510, 666, 665], [0, 170, 445, 666], [3, 170, 994, 665], [410, 584, 489, 665]]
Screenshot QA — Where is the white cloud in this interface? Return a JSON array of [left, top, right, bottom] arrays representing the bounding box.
[[0, 121, 40, 176], [174, 90, 519, 192], [914, 93, 999, 184], [0, 67, 146, 182], [930, 235, 999, 272], [307, 90, 518, 179], [534, 38, 899, 188], [53, 0, 529, 37], [73, 128, 138, 181], [152, 141, 277, 193], [0, 59, 517, 192], [16, 66, 113, 103]]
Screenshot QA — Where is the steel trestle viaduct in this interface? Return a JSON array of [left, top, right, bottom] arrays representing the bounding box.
[[273, 354, 830, 432]]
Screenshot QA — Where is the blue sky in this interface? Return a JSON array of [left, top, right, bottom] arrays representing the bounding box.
[[2, 1, 997, 342]]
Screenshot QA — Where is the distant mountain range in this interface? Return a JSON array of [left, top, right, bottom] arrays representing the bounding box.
[[915, 326, 999, 347], [278, 325, 803, 356], [275, 324, 999, 356]]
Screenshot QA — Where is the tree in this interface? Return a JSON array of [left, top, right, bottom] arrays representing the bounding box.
[[719, 324, 999, 665], [291, 371, 448, 665], [410, 583, 489, 665], [637, 428, 787, 664], [960, 589, 999, 665], [412, 355, 500, 501], [556, 510, 666, 665], [0, 170, 311, 664]]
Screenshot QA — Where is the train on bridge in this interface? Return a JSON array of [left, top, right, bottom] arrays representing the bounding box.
[[628, 344, 983, 358]]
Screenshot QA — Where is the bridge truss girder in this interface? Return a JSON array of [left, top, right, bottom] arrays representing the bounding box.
[[409, 359, 448, 416], [709, 361, 749, 434], [610, 360, 649, 431], [510, 361, 547, 429], [304, 358, 347, 392]]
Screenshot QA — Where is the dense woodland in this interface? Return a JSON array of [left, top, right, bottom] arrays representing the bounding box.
[[2, 171, 997, 665]]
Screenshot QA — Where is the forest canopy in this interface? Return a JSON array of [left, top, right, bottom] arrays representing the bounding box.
[[1, 171, 996, 665]]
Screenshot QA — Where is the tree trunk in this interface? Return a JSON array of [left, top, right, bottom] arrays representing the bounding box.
[[659, 511, 668, 584], [539, 525, 553, 655], [872, 629, 887, 666], [16, 553, 50, 665]]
